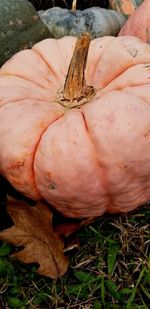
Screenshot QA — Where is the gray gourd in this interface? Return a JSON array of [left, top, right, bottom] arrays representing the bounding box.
[[38, 7, 126, 39]]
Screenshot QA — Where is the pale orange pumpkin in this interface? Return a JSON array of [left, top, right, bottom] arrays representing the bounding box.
[[109, 0, 143, 17], [119, 0, 150, 43], [0, 34, 150, 218]]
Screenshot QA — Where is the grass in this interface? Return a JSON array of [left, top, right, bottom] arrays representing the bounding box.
[[0, 203, 149, 308]]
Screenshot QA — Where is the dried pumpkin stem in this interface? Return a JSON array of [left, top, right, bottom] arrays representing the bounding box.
[[63, 33, 91, 102], [72, 0, 77, 11]]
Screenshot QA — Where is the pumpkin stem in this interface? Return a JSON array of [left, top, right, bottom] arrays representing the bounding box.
[[72, 0, 77, 11], [62, 33, 95, 107]]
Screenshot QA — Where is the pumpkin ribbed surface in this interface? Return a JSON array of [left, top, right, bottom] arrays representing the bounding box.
[[0, 36, 150, 218]]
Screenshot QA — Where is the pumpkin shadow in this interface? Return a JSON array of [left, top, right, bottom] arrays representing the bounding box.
[[0, 175, 35, 231], [29, 0, 109, 10]]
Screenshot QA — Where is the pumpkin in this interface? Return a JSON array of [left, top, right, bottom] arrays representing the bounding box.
[[38, 7, 126, 39], [109, 0, 143, 17], [119, 0, 150, 43], [0, 0, 50, 67], [0, 34, 150, 218]]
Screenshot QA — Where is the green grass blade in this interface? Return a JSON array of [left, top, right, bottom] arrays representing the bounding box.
[[107, 242, 120, 275], [126, 267, 146, 309]]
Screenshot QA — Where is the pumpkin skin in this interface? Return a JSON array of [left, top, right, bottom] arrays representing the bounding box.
[[38, 7, 126, 39], [0, 36, 150, 218], [119, 0, 150, 43], [0, 0, 50, 67], [109, 0, 143, 17]]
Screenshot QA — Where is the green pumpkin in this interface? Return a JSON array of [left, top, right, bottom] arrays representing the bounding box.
[[38, 7, 126, 39], [0, 0, 50, 67]]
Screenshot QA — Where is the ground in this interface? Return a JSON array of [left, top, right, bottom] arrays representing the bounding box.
[[0, 203, 149, 308]]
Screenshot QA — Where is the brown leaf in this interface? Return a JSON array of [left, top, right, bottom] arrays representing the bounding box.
[[0, 199, 69, 279]]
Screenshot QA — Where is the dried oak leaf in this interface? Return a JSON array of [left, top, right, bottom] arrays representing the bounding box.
[[0, 199, 69, 279]]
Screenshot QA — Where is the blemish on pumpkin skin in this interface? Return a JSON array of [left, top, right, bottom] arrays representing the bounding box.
[[49, 182, 56, 190], [7, 160, 25, 170], [46, 172, 56, 190], [117, 162, 128, 169], [144, 128, 150, 139], [126, 48, 138, 58]]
